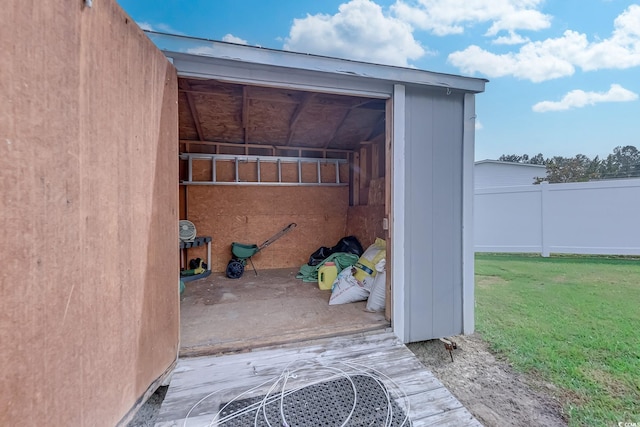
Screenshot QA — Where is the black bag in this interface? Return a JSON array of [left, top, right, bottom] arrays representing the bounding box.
[[308, 246, 333, 266], [307, 236, 364, 266], [333, 236, 364, 257]]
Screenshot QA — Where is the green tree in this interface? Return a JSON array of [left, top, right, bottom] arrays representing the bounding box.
[[541, 154, 601, 183], [528, 153, 546, 165], [498, 154, 529, 163], [497, 153, 547, 165], [498, 145, 639, 183], [600, 145, 640, 179]]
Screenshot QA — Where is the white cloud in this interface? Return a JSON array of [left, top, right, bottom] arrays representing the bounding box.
[[222, 34, 248, 45], [475, 118, 483, 130], [284, 0, 426, 67], [185, 36, 249, 56], [136, 21, 184, 35], [391, 0, 551, 36], [484, 6, 551, 36], [532, 84, 638, 112], [492, 31, 530, 45], [574, 4, 640, 71], [448, 44, 575, 82], [137, 21, 153, 31], [448, 5, 640, 82]]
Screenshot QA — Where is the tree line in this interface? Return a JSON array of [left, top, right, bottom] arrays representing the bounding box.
[[498, 145, 640, 183]]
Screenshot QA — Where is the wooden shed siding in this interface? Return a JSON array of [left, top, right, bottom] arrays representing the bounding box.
[[183, 186, 349, 272], [0, 1, 178, 426], [404, 87, 464, 342]]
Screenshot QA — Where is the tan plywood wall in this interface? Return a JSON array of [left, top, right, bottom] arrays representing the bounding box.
[[0, 1, 178, 426], [346, 205, 386, 249], [346, 140, 386, 248], [184, 186, 349, 272]]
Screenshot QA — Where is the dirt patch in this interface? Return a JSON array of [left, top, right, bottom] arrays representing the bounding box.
[[582, 367, 630, 398], [408, 333, 568, 427], [476, 275, 509, 288]]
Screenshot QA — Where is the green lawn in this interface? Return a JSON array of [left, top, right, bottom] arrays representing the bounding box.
[[475, 254, 640, 427]]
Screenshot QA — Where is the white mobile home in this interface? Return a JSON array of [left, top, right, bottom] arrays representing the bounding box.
[[475, 159, 546, 188]]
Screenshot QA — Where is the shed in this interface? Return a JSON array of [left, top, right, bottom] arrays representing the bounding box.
[[0, 1, 486, 425], [475, 159, 546, 188]]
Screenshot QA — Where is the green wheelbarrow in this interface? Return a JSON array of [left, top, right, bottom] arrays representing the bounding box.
[[226, 223, 297, 278]]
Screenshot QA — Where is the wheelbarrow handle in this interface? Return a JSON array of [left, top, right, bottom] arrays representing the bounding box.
[[259, 223, 297, 249]]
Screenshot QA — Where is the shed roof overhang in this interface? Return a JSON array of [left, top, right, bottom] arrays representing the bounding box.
[[147, 31, 487, 94], [146, 31, 487, 154]]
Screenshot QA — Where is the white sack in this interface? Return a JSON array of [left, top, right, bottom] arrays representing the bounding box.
[[354, 238, 386, 289], [329, 267, 369, 305], [366, 269, 386, 312]]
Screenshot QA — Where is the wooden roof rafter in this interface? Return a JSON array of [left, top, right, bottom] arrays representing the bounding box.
[[242, 86, 249, 148], [285, 93, 315, 146], [324, 109, 352, 150], [324, 99, 380, 149], [177, 77, 388, 152], [178, 80, 206, 149], [365, 112, 386, 142]]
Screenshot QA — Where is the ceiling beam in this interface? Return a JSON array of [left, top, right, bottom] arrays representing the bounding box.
[[324, 109, 352, 149], [364, 112, 386, 141], [352, 99, 386, 110], [179, 139, 353, 154], [286, 93, 315, 145], [178, 80, 206, 146], [242, 86, 249, 146], [179, 87, 300, 104], [323, 99, 378, 149]]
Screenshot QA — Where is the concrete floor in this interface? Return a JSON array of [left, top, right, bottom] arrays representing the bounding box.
[[179, 267, 389, 356]]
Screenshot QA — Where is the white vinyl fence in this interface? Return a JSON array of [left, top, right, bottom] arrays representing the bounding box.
[[474, 179, 640, 256]]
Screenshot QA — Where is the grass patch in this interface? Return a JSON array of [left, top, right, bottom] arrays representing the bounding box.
[[475, 254, 640, 426]]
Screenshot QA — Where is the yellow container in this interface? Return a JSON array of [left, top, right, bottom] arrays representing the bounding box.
[[318, 262, 338, 290]]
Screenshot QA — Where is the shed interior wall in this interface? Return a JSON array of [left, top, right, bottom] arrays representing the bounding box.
[[177, 78, 389, 271], [0, 1, 179, 426], [346, 142, 387, 248], [181, 158, 387, 271], [183, 185, 350, 271]]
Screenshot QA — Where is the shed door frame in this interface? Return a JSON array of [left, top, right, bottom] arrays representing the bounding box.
[[391, 84, 406, 341], [171, 64, 400, 329]]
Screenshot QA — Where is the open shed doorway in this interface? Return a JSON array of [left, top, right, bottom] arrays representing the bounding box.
[[177, 77, 392, 355]]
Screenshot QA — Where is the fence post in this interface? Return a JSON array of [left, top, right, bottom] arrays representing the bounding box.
[[540, 181, 550, 257]]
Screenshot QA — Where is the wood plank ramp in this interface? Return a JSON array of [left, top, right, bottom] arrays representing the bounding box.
[[156, 330, 481, 426]]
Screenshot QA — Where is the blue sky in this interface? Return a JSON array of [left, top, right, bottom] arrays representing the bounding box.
[[117, 0, 640, 161]]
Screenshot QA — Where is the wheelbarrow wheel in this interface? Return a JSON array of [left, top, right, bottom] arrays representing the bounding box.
[[226, 259, 245, 279]]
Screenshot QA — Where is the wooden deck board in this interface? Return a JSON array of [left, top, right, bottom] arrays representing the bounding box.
[[156, 331, 481, 426]]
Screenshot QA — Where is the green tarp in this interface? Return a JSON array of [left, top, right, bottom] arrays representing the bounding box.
[[296, 252, 360, 283]]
